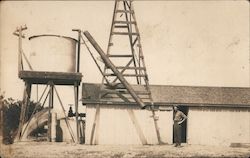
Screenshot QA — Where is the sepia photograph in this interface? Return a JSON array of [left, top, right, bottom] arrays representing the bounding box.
[[0, 0, 249, 157]]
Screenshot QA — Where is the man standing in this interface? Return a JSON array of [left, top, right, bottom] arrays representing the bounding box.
[[173, 105, 187, 147]]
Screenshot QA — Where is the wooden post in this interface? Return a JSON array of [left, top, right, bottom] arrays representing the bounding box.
[[127, 109, 147, 145], [74, 82, 79, 143], [16, 82, 31, 141], [51, 112, 57, 142], [0, 108, 3, 144], [47, 83, 54, 142]]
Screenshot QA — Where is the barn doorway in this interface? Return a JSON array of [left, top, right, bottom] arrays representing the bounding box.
[[173, 106, 188, 143]]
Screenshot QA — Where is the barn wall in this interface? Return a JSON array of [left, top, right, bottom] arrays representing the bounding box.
[[85, 105, 173, 145], [188, 107, 250, 146]]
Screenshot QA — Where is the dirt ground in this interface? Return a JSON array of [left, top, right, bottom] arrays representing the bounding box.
[[0, 142, 250, 158]]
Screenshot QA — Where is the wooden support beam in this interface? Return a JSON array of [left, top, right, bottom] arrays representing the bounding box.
[[74, 83, 80, 143], [115, 67, 145, 70], [107, 54, 133, 58], [104, 73, 146, 77], [127, 109, 147, 145], [51, 112, 57, 142], [112, 32, 139, 36], [19, 71, 82, 85], [47, 83, 54, 142], [114, 25, 129, 28], [115, 93, 147, 145], [17, 82, 31, 141], [0, 108, 3, 144], [90, 104, 100, 145], [116, 10, 134, 14], [114, 21, 136, 24]]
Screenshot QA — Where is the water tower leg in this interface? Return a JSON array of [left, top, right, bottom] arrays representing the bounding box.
[[16, 82, 31, 141], [47, 83, 54, 142], [74, 82, 79, 143]]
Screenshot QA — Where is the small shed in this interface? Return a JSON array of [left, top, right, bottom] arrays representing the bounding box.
[[82, 83, 250, 146]]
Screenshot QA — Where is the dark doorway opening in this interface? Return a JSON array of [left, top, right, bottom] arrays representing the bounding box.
[[173, 106, 188, 143]]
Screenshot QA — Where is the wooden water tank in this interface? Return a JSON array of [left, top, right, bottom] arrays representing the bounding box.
[[29, 35, 77, 72]]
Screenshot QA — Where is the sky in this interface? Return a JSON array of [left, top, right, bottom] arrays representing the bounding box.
[[0, 1, 249, 103]]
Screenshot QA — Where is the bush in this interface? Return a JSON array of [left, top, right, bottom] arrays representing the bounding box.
[[0, 93, 42, 144]]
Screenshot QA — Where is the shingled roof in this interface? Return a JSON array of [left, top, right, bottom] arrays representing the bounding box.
[[82, 83, 250, 107]]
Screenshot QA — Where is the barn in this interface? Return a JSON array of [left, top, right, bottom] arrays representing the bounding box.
[[82, 83, 250, 146]]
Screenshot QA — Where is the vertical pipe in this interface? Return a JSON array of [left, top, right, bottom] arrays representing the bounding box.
[[77, 31, 81, 73], [51, 112, 57, 142], [74, 83, 79, 143], [18, 28, 22, 72], [72, 29, 81, 73]]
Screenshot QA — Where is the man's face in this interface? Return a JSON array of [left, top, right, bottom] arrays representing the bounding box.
[[174, 106, 178, 111]]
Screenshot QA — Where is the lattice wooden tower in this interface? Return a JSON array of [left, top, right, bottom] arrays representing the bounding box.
[[83, 0, 162, 144]]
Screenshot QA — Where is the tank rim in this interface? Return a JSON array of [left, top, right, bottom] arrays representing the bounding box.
[[29, 34, 77, 42]]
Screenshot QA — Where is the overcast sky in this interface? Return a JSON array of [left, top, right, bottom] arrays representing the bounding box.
[[0, 1, 249, 101]]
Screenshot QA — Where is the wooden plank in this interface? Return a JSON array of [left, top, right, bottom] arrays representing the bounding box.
[[114, 25, 128, 28], [17, 82, 31, 141], [127, 109, 147, 145], [114, 93, 148, 145], [104, 73, 146, 77], [107, 54, 133, 57], [90, 104, 100, 145], [112, 32, 139, 36], [116, 10, 134, 14], [47, 84, 54, 142], [19, 71, 82, 80], [74, 84, 80, 143], [115, 67, 145, 70], [114, 21, 136, 24], [0, 109, 3, 144], [19, 71, 82, 85]]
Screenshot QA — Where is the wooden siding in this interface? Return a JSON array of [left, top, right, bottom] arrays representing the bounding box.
[[85, 104, 173, 145], [187, 107, 250, 146]]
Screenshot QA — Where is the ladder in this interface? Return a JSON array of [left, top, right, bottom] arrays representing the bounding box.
[[83, 0, 162, 144]]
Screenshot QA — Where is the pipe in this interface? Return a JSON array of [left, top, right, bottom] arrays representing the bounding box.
[[83, 31, 146, 108], [72, 29, 81, 72]]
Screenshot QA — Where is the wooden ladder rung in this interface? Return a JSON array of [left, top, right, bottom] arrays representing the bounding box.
[[112, 32, 139, 36], [104, 73, 146, 77], [114, 25, 128, 28], [115, 66, 146, 70], [114, 21, 136, 24], [117, 0, 133, 1], [116, 10, 134, 14], [108, 54, 133, 57]]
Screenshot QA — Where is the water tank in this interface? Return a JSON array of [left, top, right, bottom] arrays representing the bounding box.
[[29, 35, 77, 72]]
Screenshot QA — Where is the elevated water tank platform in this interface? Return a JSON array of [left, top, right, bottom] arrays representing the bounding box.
[[19, 71, 82, 85]]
